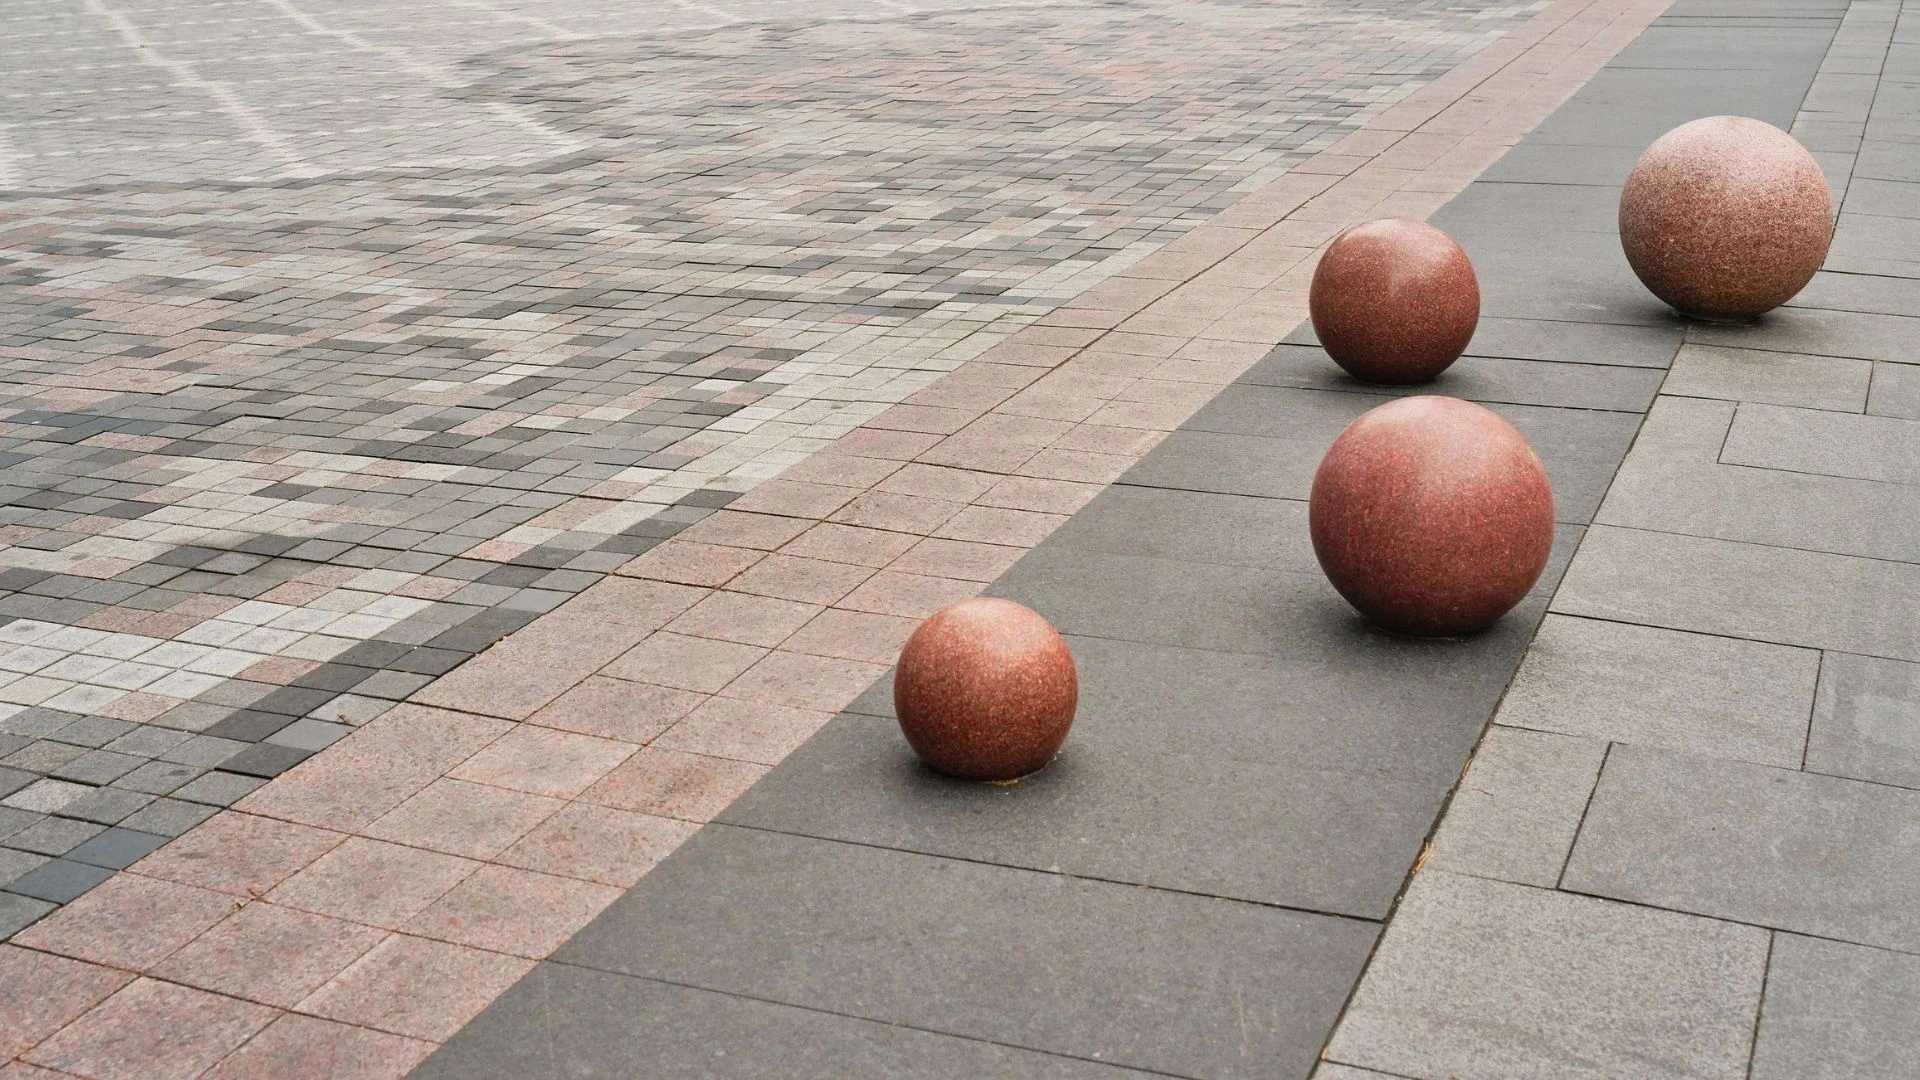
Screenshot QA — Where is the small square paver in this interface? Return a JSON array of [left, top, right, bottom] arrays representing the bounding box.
[[219, 743, 314, 778], [161, 734, 247, 767], [57, 784, 157, 825], [25, 977, 276, 1080], [120, 797, 220, 837], [172, 771, 267, 807], [264, 717, 353, 751], [50, 748, 146, 786], [0, 846, 50, 887], [65, 827, 171, 871], [112, 759, 204, 795], [580, 747, 768, 822], [4, 815, 106, 857], [4, 858, 115, 904], [296, 933, 535, 1042], [0, 891, 55, 936], [527, 675, 702, 743], [131, 811, 343, 897], [4, 778, 93, 814], [652, 697, 834, 766], [603, 632, 766, 694]]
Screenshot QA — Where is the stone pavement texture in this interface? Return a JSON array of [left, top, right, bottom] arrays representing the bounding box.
[[7, 0, 1914, 1075], [0, 0, 1544, 931]]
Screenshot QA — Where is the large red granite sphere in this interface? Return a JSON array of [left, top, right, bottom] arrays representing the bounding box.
[[1308, 218, 1480, 384], [1309, 397, 1553, 638], [1619, 115, 1832, 320], [893, 598, 1077, 781]]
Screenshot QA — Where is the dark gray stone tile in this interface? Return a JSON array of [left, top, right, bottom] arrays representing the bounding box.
[[1460, 316, 1682, 369], [1328, 871, 1767, 1079], [119, 797, 219, 837], [1751, 934, 1920, 1078], [0, 891, 53, 936], [64, 827, 170, 870], [558, 826, 1377, 1080], [0, 846, 50, 888], [1808, 651, 1920, 788], [1565, 744, 1920, 952], [420, 964, 1160, 1080], [4, 857, 114, 903], [56, 785, 156, 825], [3, 815, 105, 856], [1241, 344, 1664, 413], [1688, 306, 1920, 364]]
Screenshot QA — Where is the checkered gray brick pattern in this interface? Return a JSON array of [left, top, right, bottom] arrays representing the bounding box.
[[0, 0, 1544, 929]]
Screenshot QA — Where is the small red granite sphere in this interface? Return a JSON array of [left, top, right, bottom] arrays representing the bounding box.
[[1308, 218, 1480, 384], [894, 598, 1077, 781], [1309, 397, 1553, 638], [1620, 115, 1832, 320]]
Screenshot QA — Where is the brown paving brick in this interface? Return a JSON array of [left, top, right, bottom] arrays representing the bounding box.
[[203, 1014, 433, 1080], [581, 747, 769, 822], [1053, 422, 1169, 456], [24, 978, 276, 1080], [411, 616, 651, 721], [403, 864, 620, 959], [130, 812, 345, 898], [450, 726, 637, 800], [362, 779, 564, 862], [829, 490, 965, 534], [527, 675, 702, 743], [151, 901, 386, 1008], [720, 650, 889, 713], [237, 656, 321, 686], [559, 577, 707, 630], [665, 590, 820, 648], [726, 553, 875, 606], [914, 433, 1043, 474], [13, 875, 234, 972], [267, 837, 479, 929], [616, 539, 763, 586], [603, 632, 767, 694], [934, 504, 1070, 547], [675, 509, 815, 551], [774, 452, 902, 489], [94, 691, 180, 723], [236, 706, 511, 833], [866, 402, 980, 435], [779, 521, 921, 568], [1017, 446, 1134, 484], [723, 478, 861, 519], [838, 569, 984, 619], [889, 537, 1027, 583], [0, 945, 134, 1059], [653, 696, 836, 766], [823, 427, 942, 461], [782, 607, 918, 666], [876, 462, 999, 503], [296, 934, 532, 1042], [497, 802, 699, 889]]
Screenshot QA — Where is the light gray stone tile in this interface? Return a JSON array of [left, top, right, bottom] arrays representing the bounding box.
[[1722, 402, 1920, 484], [1312, 1066, 1402, 1080], [1598, 397, 1920, 563], [1328, 870, 1767, 1080], [1553, 526, 1920, 661], [1428, 724, 1608, 887], [1868, 360, 1920, 419], [1808, 651, 1920, 788], [1498, 615, 1816, 766], [1663, 343, 1870, 412], [1751, 934, 1920, 1079], [1565, 744, 1920, 952]]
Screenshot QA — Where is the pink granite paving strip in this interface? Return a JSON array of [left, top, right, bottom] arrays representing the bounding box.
[[1, 0, 1671, 1071]]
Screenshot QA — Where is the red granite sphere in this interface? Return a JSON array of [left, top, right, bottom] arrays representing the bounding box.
[[1620, 115, 1832, 320], [893, 598, 1077, 781], [1309, 397, 1553, 638], [1308, 218, 1480, 384]]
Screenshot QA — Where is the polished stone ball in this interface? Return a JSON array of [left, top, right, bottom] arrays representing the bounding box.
[[1619, 115, 1832, 320], [1308, 218, 1480, 384], [1309, 396, 1553, 637], [894, 597, 1077, 781]]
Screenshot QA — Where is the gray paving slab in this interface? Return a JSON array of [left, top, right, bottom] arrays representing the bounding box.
[[1553, 525, 1920, 662], [1662, 343, 1872, 412], [1464, 316, 1683, 368], [554, 825, 1377, 1080], [1721, 401, 1920, 484], [1869, 360, 1920, 419], [1564, 743, 1920, 953], [1479, 142, 1640, 186], [1751, 934, 1920, 1079], [1326, 870, 1768, 1080], [720, 631, 1474, 916], [1808, 650, 1920, 788], [1526, 67, 1816, 145], [420, 963, 1156, 1080], [1426, 724, 1607, 888], [1687, 306, 1920, 363], [1597, 397, 1920, 564], [1496, 614, 1817, 767]]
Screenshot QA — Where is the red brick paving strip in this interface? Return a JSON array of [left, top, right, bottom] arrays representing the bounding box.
[[2, 0, 1671, 1071]]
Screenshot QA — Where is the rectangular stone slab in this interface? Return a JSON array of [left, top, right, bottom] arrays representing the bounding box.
[[552, 825, 1380, 1080]]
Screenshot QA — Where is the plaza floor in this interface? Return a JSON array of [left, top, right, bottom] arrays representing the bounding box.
[[5, 0, 1920, 1076]]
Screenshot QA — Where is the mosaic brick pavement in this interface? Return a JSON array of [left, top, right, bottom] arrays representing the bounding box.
[[0, 0, 1549, 930]]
